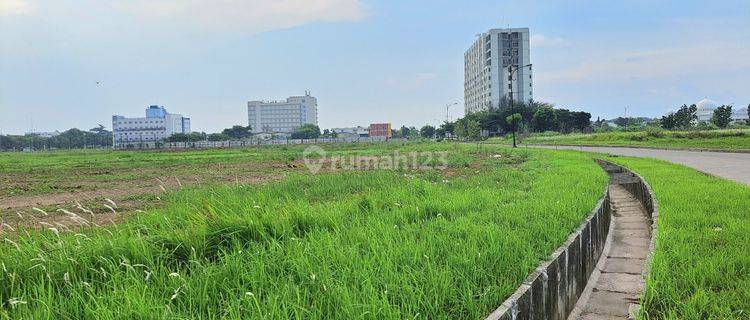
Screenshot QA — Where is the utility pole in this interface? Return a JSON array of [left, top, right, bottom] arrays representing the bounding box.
[[508, 65, 515, 147], [508, 63, 532, 148]]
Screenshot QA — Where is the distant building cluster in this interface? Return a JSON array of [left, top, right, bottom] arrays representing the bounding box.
[[464, 28, 532, 114], [696, 99, 749, 123], [331, 126, 369, 138], [247, 92, 318, 134], [330, 123, 392, 139], [24, 130, 61, 138], [112, 106, 190, 147]]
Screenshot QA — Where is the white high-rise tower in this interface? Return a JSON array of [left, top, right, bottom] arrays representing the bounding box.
[[464, 28, 532, 114]]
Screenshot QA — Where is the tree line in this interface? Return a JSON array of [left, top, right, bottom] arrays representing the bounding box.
[[416, 101, 591, 140], [0, 126, 112, 151], [660, 103, 749, 130]]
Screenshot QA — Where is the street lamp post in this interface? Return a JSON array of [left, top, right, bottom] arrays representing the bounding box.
[[445, 102, 458, 123], [507, 63, 532, 148], [445, 102, 458, 138]]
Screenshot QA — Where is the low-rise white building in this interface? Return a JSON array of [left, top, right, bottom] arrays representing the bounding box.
[[331, 126, 369, 138], [112, 105, 190, 147], [247, 92, 318, 134], [24, 131, 61, 138]]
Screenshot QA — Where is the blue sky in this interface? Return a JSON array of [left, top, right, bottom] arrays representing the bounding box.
[[1, 0, 749, 134]]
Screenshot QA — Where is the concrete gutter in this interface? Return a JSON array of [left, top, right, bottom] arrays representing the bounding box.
[[484, 160, 658, 320]]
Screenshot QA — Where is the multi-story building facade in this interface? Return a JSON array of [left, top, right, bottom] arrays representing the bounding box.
[[368, 123, 392, 138], [247, 92, 318, 134], [464, 28, 532, 114], [112, 105, 190, 147]]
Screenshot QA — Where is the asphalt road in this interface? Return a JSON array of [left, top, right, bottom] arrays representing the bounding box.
[[537, 145, 750, 185]]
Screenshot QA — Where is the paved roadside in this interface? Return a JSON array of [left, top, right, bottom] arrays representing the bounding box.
[[535, 145, 750, 186]]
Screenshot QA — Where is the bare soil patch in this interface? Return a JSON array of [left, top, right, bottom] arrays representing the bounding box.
[[1, 160, 295, 230]]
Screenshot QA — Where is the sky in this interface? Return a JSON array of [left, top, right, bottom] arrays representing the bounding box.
[[1, 0, 749, 134]]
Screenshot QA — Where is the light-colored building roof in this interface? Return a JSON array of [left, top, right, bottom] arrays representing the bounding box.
[[696, 98, 718, 111]]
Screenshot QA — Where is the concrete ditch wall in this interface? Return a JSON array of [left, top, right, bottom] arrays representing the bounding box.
[[485, 160, 657, 320], [606, 162, 659, 316]]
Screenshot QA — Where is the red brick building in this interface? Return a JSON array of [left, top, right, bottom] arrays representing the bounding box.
[[368, 123, 392, 138]]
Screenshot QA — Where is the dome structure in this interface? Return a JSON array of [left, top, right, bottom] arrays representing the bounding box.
[[696, 98, 718, 111], [696, 98, 718, 122]]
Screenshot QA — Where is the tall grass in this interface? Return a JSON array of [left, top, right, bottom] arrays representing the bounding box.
[[0, 145, 607, 319], [607, 157, 750, 319], [512, 129, 750, 151]]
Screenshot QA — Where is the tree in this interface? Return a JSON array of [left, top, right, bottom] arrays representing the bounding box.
[[711, 105, 732, 128], [166, 132, 206, 142], [613, 117, 630, 127], [409, 126, 419, 138], [466, 119, 481, 140], [453, 120, 467, 139], [435, 127, 446, 139], [399, 126, 411, 137], [674, 104, 697, 128], [532, 107, 557, 132], [221, 125, 252, 139], [291, 124, 321, 139], [439, 121, 454, 137], [571, 111, 592, 132], [207, 133, 231, 141], [555, 109, 573, 132], [661, 113, 678, 130], [419, 125, 436, 138]]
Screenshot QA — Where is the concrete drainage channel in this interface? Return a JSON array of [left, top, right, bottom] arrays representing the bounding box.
[[485, 160, 658, 320]]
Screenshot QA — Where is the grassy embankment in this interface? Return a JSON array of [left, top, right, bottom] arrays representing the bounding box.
[[0, 144, 607, 319], [513, 129, 750, 152], [605, 156, 750, 319]]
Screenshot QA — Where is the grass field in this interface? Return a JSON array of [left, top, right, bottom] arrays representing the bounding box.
[[605, 156, 750, 319], [0, 142, 491, 219], [0, 143, 608, 319], [510, 129, 750, 152]]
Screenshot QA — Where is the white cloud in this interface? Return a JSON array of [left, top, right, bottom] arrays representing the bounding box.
[[0, 0, 34, 15], [530, 34, 567, 47], [112, 0, 367, 34]]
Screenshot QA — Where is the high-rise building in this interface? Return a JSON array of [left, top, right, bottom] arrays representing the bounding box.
[[247, 92, 318, 134], [464, 28, 532, 114], [112, 105, 191, 147]]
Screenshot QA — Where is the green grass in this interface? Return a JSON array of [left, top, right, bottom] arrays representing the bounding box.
[[0, 142, 436, 197], [510, 129, 750, 152], [605, 156, 750, 319], [0, 144, 608, 319]]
